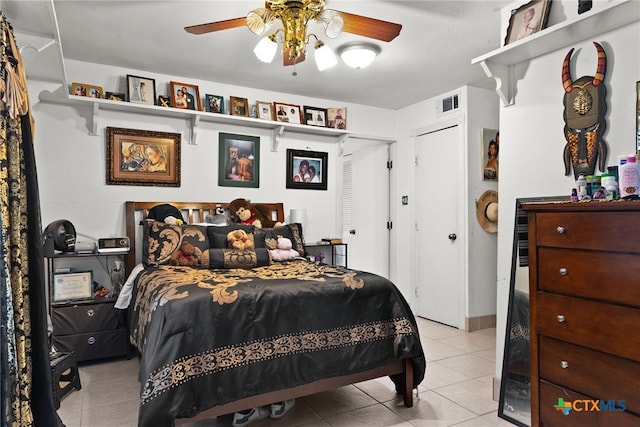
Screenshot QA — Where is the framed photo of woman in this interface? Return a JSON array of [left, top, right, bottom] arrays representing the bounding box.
[[504, 0, 551, 45], [126, 75, 156, 105], [482, 128, 499, 181], [218, 133, 260, 188]]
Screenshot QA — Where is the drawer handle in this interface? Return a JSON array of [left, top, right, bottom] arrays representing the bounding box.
[[557, 315, 566, 323], [86, 309, 95, 317], [561, 360, 569, 369], [87, 336, 96, 345], [559, 268, 568, 276], [556, 226, 566, 234]]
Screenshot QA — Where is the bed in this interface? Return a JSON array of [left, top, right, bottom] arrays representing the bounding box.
[[122, 201, 426, 426]]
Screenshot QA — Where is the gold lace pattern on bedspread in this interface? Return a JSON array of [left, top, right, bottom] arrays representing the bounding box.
[[139, 317, 416, 405], [131, 262, 364, 349]]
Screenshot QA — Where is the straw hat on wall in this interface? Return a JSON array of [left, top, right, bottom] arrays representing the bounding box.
[[476, 190, 498, 233]]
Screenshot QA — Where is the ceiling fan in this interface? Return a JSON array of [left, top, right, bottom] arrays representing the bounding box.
[[185, 0, 402, 71]]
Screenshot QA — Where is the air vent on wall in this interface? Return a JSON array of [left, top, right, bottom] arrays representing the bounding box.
[[437, 93, 460, 115]]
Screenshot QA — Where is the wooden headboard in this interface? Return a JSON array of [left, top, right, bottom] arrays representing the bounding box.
[[124, 201, 285, 275]]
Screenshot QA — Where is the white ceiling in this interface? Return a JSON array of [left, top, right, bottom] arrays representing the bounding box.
[[5, 0, 512, 109]]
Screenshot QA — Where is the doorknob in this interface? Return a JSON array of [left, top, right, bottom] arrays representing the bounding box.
[[349, 229, 356, 235], [448, 233, 457, 241]]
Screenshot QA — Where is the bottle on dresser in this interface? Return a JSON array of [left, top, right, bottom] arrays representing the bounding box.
[[619, 155, 640, 199]]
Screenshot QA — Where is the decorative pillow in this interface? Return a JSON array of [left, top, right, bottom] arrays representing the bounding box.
[[201, 248, 271, 269], [255, 223, 305, 257], [207, 224, 255, 248], [142, 221, 210, 266]]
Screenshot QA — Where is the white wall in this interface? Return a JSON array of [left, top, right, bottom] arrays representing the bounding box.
[[30, 59, 396, 248], [494, 18, 640, 378]]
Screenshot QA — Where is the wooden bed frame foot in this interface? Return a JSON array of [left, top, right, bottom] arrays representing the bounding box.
[[403, 358, 414, 407]]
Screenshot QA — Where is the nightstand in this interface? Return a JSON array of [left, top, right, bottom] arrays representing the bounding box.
[[45, 240, 129, 362]]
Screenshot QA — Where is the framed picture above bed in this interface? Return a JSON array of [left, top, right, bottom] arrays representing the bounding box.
[[286, 149, 328, 190], [106, 127, 181, 187], [218, 133, 260, 188]]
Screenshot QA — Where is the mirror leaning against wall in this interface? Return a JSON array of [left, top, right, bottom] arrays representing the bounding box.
[[498, 196, 567, 427]]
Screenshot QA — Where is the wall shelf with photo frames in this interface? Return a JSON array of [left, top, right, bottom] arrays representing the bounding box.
[[472, 0, 639, 106], [38, 90, 351, 148]]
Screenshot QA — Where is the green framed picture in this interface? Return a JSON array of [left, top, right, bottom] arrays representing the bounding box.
[[218, 133, 260, 188]]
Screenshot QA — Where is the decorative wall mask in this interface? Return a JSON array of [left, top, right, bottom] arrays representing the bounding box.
[[562, 41, 608, 179]]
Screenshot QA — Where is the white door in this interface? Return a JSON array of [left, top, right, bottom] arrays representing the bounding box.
[[416, 125, 463, 328], [343, 141, 390, 277]]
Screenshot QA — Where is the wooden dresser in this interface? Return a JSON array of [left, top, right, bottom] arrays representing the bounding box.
[[524, 201, 640, 426]]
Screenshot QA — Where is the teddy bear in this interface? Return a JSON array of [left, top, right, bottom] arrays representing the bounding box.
[[170, 241, 202, 267], [269, 237, 300, 261], [228, 198, 282, 229], [227, 229, 255, 250]]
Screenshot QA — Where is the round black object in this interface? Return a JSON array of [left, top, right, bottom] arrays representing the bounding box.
[[44, 220, 76, 252]]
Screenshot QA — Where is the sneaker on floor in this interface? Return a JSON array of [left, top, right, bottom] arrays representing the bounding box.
[[232, 406, 270, 427], [270, 399, 295, 419]]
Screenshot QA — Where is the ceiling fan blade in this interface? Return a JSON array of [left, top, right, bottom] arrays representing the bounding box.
[[184, 17, 246, 35], [283, 48, 306, 66], [339, 11, 402, 42]]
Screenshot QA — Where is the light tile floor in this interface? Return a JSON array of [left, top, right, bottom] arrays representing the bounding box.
[[57, 317, 515, 426]]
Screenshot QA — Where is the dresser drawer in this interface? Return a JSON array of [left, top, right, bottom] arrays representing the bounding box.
[[539, 336, 640, 415], [535, 212, 640, 252], [52, 302, 124, 335], [52, 328, 128, 362], [538, 248, 640, 306], [536, 293, 640, 362], [540, 380, 640, 427]]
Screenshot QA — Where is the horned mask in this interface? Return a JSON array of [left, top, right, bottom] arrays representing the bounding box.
[[562, 41, 608, 179]]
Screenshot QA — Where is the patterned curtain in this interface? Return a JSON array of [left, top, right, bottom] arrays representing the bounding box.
[[0, 12, 57, 427]]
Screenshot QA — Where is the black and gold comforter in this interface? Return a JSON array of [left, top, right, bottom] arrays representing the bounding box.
[[129, 260, 426, 426]]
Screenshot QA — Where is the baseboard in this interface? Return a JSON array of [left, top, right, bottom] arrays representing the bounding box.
[[465, 314, 496, 332]]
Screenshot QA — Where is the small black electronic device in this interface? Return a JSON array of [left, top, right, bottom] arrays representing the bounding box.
[[97, 237, 130, 253]]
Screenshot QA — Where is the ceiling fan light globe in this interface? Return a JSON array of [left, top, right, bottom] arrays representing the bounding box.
[[338, 42, 380, 69], [254, 36, 278, 63], [314, 43, 337, 71], [317, 9, 343, 39], [247, 8, 275, 35]]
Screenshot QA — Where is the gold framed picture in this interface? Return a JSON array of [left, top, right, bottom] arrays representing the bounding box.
[[256, 101, 274, 120], [230, 96, 249, 117], [106, 127, 181, 187]]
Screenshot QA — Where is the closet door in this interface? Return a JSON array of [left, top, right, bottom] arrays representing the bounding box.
[[416, 124, 464, 328], [342, 141, 390, 278]]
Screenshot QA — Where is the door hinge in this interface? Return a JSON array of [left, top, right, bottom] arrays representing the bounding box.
[[387, 160, 393, 170], [415, 156, 420, 167], [387, 221, 392, 230], [414, 287, 419, 298]]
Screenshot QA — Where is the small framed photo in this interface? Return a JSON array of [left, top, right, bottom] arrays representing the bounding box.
[[274, 102, 302, 124], [230, 96, 249, 116], [218, 132, 260, 188], [256, 101, 274, 120], [303, 106, 328, 127], [126, 74, 156, 105], [71, 82, 103, 99], [106, 127, 181, 187], [286, 149, 328, 191], [482, 128, 499, 181], [504, 0, 552, 45], [157, 95, 171, 108], [105, 92, 126, 102], [327, 107, 347, 129], [52, 271, 93, 304], [170, 81, 202, 111], [206, 94, 225, 114]]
